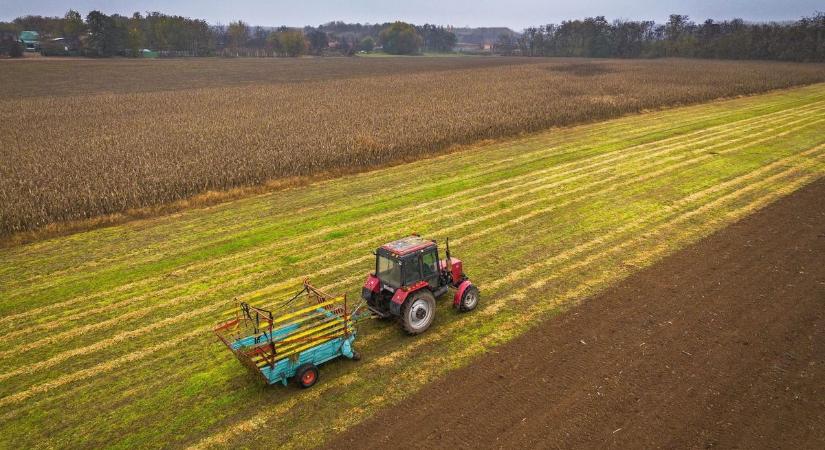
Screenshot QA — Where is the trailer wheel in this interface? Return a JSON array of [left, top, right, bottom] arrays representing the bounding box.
[[295, 363, 319, 389], [400, 290, 436, 335], [459, 285, 480, 312]]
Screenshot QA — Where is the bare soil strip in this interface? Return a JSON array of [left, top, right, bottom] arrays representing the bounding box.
[[327, 177, 825, 449]]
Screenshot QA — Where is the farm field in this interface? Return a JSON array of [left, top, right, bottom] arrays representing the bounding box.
[[3, 57, 825, 235], [0, 83, 824, 448]]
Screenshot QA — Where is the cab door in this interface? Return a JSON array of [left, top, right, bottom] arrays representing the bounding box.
[[420, 248, 440, 288]]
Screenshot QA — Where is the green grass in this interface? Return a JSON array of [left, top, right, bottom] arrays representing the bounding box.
[[0, 84, 824, 449]]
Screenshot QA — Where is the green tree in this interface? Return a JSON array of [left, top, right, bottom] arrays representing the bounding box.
[[358, 35, 375, 52], [379, 21, 422, 54], [268, 30, 306, 57], [227, 20, 248, 51], [127, 12, 144, 56], [85, 10, 109, 55], [63, 9, 85, 40]]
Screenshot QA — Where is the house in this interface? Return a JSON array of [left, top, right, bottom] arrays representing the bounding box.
[[19, 30, 39, 51]]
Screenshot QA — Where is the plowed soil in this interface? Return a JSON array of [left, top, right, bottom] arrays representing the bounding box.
[[327, 177, 825, 449]]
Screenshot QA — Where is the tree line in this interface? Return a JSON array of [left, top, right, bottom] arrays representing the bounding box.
[[2, 10, 823, 61], [512, 13, 825, 62], [0, 10, 456, 57]]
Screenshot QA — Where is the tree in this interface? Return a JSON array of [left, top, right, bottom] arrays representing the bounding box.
[[416, 24, 457, 52], [338, 35, 356, 55], [63, 9, 85, 40], [268, 30, 306, 57], [227, 20, 248, 51], [359, 36, 375, 52], [248, 26, 268, 48], [379, 21, 422, 54], [127, 12, 144, 56], [305, 29, 328, 54], [495, 33, 516, 55], [85, 10, 110, 55], [662, 14, 696, 56]]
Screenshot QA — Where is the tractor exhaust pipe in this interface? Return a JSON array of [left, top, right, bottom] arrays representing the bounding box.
[[445, 237, 452, 271]]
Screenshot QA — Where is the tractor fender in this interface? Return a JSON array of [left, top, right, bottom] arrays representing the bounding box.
[[390, 281, 429, 305], [453, 280, 474, 307], [389, 281, 429, 316]]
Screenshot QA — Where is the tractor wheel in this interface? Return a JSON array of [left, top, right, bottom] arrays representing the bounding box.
[[295, 363, 319, 389], [459, 285, 480, 312], [400, 290, 436, 335]]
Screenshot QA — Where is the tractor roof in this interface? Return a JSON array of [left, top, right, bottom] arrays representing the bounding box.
[[380, 235, 435, 256]]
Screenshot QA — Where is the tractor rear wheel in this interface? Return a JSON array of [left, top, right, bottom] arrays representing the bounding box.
[[400, 290, 436, 335], [295, 363, 319, 389], [459, 285, 480, 312]]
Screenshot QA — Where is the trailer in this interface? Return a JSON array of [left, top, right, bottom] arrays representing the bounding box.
[[214, 281, 360, 388]]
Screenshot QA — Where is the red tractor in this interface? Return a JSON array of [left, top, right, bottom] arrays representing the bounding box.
[[361, 235, 480, 334]]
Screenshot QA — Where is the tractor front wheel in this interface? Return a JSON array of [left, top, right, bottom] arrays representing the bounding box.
[[400, 290, 436, 335], [459, 285, 480, 312], [295, 363, 319, 389]]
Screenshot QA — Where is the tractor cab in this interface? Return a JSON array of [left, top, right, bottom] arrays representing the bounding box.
[[375, 236, 443, 291], [362, 235, 479, 335]]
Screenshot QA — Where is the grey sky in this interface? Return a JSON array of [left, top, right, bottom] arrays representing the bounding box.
[[1, 0, 821, 30]]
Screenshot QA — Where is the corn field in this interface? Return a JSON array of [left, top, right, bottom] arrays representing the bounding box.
[[1, 57, 824, 235]]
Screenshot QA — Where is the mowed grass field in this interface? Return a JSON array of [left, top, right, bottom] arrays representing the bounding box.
[[1, 83, 824, 449]]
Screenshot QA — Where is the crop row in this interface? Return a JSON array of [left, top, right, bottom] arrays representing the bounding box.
[[2, 58, 825, 235]]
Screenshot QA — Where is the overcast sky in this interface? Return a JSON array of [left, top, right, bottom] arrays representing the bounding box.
[[1, 0, 821, 30]]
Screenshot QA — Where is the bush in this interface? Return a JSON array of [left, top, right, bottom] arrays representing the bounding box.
[[0, 36, 24, 57], [9, 40, 23, 57]]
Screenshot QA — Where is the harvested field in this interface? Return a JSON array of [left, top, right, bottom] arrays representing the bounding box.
[[0, 84, 823, 448], [328, 175, 825, 450], [2, 57, 825, 235]]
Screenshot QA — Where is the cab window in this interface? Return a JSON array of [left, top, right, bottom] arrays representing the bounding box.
[[377, 254, 401, 287], [403, 254, 423, 285], [422, 250, 438, 278]]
